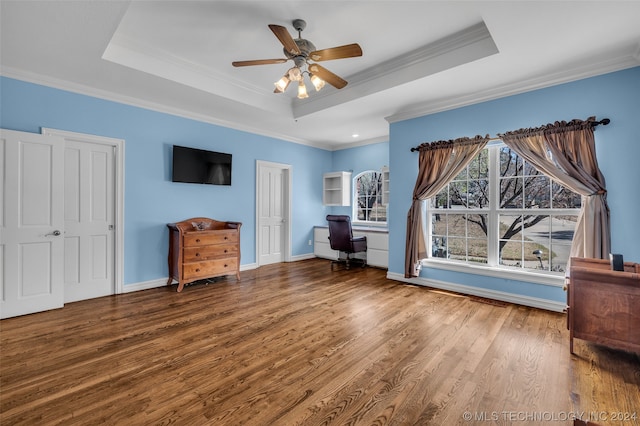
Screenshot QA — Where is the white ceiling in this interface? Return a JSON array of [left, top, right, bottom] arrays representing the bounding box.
[[2, 1, 639, 150]]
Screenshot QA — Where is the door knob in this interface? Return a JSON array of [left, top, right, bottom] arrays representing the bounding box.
[[45, 230, 61, 237]]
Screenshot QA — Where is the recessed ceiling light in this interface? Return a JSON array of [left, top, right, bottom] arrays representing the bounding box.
[[352, 134, 359, 138]]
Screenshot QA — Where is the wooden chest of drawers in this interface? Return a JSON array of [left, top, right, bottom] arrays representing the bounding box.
[[167, 217, 241, 292]]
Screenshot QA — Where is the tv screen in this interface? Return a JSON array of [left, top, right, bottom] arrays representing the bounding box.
[[172, 145, 232, 185]]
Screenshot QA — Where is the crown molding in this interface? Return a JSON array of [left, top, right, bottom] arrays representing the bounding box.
[[325, 135, 389, 151], [0, 67, 326, 149], [386, 44, 640, 124], [293, 21, 498, 119], [102, 32, 292, 116]]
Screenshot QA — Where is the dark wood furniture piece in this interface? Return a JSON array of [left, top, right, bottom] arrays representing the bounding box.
[[567, 257, 640, 355], [167, 217, 241, 292]]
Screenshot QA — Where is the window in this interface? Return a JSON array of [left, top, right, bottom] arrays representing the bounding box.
[[353, 170, 386, 224], [426, 144, 580, 274]]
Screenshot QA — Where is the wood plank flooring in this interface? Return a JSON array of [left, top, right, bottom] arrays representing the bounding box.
[[1, 259, 639, 425]]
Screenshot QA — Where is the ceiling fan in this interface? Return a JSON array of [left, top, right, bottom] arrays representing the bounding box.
[[232, 19, 362, 98]]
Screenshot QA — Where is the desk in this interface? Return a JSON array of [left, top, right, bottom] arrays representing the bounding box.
[[314, 226, 388, 269]]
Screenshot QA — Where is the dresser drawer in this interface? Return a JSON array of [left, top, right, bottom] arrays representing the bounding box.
[[183, 230, 238, 247], [183, 244, 238, 262], [183, 258, 238, 279]]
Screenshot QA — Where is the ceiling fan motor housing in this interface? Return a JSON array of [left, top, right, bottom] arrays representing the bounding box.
[[284, 19, 315, 67], [285, 38, 316, 67]]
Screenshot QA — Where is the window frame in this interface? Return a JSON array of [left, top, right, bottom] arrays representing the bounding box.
[[352, 170, 387, 227], [421, 142, 580, 287]]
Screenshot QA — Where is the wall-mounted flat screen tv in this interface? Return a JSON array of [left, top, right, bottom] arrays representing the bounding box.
[[172, 145, 232, 185]]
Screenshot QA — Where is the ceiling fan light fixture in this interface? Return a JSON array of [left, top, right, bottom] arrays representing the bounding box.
[[234, 19, 361, 96], [288, 66, 302, 81], [274, 75, 291, 93], [297, 81, 309, 99], [310, 73, 325, 91]]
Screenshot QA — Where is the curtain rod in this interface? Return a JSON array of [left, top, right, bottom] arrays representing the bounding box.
[[410, 118, 610, 152]]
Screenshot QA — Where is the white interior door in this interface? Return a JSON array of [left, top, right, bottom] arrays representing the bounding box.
[[42, 128, 121, 303], [0, 129, 65, 319], [62, 139, 114, 302], [256, 161, 291, 266]]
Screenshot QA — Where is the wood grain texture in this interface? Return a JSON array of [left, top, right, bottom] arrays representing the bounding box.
[[1, 259, 638, 425]]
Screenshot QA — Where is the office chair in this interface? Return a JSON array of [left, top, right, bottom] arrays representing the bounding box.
[[326, 215, 367, 270]]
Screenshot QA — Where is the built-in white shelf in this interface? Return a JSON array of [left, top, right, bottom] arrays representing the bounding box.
[[323, 171, 351, 206], [381, 166, 389, 206]]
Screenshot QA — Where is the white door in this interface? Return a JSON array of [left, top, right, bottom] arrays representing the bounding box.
[[256, 161, 291, 266], [42, 128, 121, 303], [0, 129, 65, 319], [62, 139, 114, 302]]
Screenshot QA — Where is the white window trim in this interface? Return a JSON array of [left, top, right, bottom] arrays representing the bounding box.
[[352, 170, 387, 227], [420, 257, 565, 287], [422, 142, 577, 286]]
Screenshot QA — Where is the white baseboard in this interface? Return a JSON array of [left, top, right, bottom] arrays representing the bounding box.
[[123, 278, 168, 293], [386, 271, 566, 313], [240, 263, 258, 271], [122, 257, 313, 294], [290, 253, 316, 262]]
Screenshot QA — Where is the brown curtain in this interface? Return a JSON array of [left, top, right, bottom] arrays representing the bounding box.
[[499, 117, 610, 262], [405, 136, 489, 277]]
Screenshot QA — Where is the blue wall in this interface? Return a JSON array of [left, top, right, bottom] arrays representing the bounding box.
[[329, 141, 389, 217], [388, 66, 640, 303], [0, 77, 332, 285], [3, 66, 639, 303]]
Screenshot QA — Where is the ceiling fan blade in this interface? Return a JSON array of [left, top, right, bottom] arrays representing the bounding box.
[[308, 64, 348, 89], [232, 59, 288, 67], [309, 43, 363, 62], [268, 24, 301, 55]]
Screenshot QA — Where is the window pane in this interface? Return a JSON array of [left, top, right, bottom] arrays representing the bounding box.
[[432, 236, 448, 258], [525, 175, 550, 208], [500, 177, 523, 208], [467, 214, 487, 237], [468, 180, 489, 208], [425, 144, 578, 275], [434, 188, 448, 209], [454, 167, 467, 181], [552, 181, 581, 208], [551, 244, 572, 273], [500, 240, 522, 267], [354, 171, 384, 223], [448, 237, 466, 260], [525, 242, 547, 270], [550, 215, 577, 273], [469, 149, 489, 179], [500, 147, 521, 177], [523, 160, 539, 177], [371, 204, 386, 222], [448, 214, 467, 237], [468, 238, 488, 263], [499, 214, 523, 242], [432, 213, 447, 236], [449, 181, 468, 207]]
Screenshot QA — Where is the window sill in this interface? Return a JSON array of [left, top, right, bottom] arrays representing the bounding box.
[[352, 221, 387, 228], [419, 258, 565, 287]]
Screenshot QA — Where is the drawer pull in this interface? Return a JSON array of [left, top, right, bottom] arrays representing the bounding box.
[[224, 264, 228, 268], [195, 253, 200, 257], [195, 238, 201, 243], [224, 236, 228, 240], [195, 268, 200, 272], [224, 249, 228, 253]]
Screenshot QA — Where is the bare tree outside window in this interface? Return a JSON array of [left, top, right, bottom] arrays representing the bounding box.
[[354, 171, 386, 223], [428, 146, 580, 273]]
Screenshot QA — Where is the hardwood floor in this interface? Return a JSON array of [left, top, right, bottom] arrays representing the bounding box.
[[1, 259, 638, 425]]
